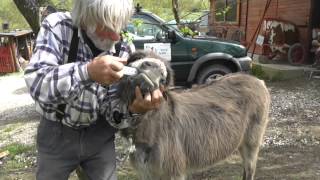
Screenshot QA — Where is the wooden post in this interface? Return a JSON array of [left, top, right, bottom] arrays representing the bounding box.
[[244, 0, 249, 44], [9, 38, 22, 72], [248, 0, 272, 57], [8, 39, 17, 72]]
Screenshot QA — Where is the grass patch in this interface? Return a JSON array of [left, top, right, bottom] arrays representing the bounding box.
[[118, 173, 139, 180], [0, 143, 36, 171], [251, 64, 285, 81], [3, 127, 15, 133], [2, 123, 20, 133], [1, 143, 34, 157], [117, 162, 139, 180], [251, 64, 267, 80]]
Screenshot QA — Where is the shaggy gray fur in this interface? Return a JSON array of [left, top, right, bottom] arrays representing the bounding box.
[[117, 51, 270, 180]]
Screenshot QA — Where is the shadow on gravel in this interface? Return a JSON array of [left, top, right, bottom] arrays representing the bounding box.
[[12, 87, 29, 95], [256, 145, 320, 179], [0, 104, 39, 126], [190, 145, 320, 180]]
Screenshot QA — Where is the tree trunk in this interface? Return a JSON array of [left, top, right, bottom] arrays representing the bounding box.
[[172, 0, 180, 27], [12, 0, 53, 34]]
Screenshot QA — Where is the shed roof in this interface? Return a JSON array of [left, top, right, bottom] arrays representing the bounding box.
[[0, 30, 33, 38]]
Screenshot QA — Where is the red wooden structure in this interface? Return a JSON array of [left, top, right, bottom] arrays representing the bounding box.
[[0, 30, 33, 73]]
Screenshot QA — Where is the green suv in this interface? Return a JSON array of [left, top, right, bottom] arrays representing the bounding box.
[[128, 9, 252, 86]]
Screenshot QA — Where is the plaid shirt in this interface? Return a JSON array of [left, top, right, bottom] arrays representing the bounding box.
[[24, 12, 132, 128]]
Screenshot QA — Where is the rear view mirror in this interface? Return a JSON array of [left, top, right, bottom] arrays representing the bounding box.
[[167, 30, 176, 41]]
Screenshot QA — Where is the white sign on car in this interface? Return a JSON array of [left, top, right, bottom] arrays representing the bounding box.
[[144, 43, 171, 61]]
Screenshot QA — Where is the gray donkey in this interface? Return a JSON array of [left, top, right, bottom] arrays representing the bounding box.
[[113, 51, 270, 180]]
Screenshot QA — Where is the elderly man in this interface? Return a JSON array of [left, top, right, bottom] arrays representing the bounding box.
[[24, 0, 163, 179]]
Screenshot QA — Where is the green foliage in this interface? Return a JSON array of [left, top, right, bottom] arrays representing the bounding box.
[[132, 19, 144, 28], [251, 64, 285, 81], [0, 0, 73, 32], [215, 6, 231, 17], [1, 0, 208, 32], [133, 0, 210, 21], [251, 64, 267, 80], [180, 26, 197, 37], [121, 31, 134, 44], [0, 0, 30, 31], [36, 0, 73, 10], [52, 0, 73, 11]]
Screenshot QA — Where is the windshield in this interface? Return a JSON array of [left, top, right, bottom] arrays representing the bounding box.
[[140, 11, 184, 36], [150, 12, 166, 23], [129, 12, 184, 38], [164, 23, 183, 36]]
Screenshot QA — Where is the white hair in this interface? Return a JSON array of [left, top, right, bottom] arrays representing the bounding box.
[[72, 0, 134, 33]]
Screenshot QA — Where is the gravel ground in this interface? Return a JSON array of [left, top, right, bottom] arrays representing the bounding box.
[[0, 73, 39, 148], [264, 79, 320, 147], [0, 73, 320, 179], [0, 73, 38, 123]]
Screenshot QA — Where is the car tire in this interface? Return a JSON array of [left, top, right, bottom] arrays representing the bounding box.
[[196, 64, 232, 84]]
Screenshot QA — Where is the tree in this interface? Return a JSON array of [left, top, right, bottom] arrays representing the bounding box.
[[172, 0, 180, 26], [12, 0, 72, 33], [0, 0, 32, 30], [12, 0, 54, 33]]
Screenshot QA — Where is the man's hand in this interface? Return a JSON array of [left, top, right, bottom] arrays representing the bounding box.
[[87, 55, 127, 85], [129, 86, 163, 113]]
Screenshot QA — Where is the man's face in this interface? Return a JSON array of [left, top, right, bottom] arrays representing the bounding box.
[[95, 25, 120, 42], [86, 25, 120, 51]]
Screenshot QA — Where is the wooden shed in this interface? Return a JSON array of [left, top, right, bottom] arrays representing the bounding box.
[[0, 30, 33, 73], [208, 0, 320, 65]]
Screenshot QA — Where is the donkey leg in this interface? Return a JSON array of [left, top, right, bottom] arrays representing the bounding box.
[[239, 113, 268, 180], [176, 175, 186, 180], [169, 175, 186, 180], [137, 172, 153, 180], [157, 174, 186, 180], [239, 143, 260, 180], [240, 104, 269, 180]]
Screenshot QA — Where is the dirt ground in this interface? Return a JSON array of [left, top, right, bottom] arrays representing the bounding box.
[[0, 73, 319, 180]]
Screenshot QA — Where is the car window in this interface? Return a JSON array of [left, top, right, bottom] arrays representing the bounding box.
[[128, 17, 164, 41]]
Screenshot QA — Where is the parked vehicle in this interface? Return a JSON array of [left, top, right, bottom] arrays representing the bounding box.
[[127, 9, 252, 86]]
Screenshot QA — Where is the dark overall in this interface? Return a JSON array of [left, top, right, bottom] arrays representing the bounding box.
[[36, 117, 117, 180]]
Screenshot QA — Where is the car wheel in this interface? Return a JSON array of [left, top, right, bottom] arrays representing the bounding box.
[[196, 64, 232, 84]]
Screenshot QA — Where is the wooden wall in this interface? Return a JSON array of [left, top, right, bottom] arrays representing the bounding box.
[[209, 0, 311, 56]]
